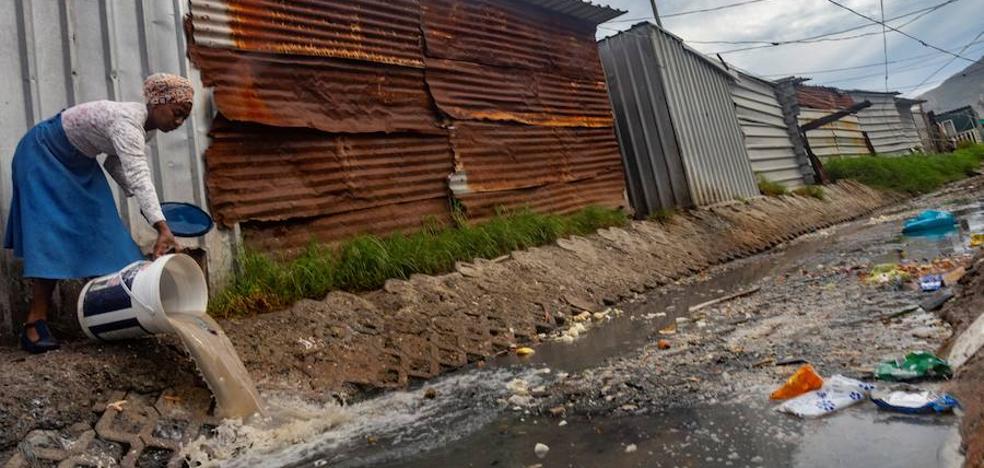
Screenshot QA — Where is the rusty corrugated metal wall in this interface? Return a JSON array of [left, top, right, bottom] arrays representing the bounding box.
[[187, 0, 625, 251]]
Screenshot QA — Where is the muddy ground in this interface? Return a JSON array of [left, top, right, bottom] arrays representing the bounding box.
[[4, 178, 984, 466]]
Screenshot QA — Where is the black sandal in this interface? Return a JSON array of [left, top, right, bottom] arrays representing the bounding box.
[[20, 319, 60, 354]]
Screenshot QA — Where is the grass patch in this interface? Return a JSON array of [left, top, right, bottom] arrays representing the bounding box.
[[792, 185, 826, 200], [210, 206, 628, 317], [757, 175, 789, 197], [825, 144, 984, 195], [648, 208, 676, 223]]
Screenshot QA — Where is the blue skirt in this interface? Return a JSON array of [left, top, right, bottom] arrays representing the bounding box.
[[4, 114, 143, 279]]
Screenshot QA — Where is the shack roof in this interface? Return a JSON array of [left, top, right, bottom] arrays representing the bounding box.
[[601, 22, 735, 80], [796, 85, 856, 109], [520, 0, 625, 24]]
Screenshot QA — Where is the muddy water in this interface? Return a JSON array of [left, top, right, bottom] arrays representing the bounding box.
[[168, 314, 263, 419]]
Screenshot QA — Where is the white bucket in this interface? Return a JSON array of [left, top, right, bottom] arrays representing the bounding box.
[[77, 254, 208, 341]]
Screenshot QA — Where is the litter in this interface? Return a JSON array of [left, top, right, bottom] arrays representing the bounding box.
[[874, 351, 952, 381], [902, 210, 956, 235], [919, 274, 943, 292], [920, 289, 954, 311], [865, 263, 910, 285], [625, 444, 638, 453], [948, 310, 984, 370], [657, 339, 671, 350], [871, 384, 960, 414], [776, 375, 876, 418], [971, 233, 984, 248], [534, 443, 550, 459], [770, 364, 824, 400], [515, 347, 535, 357]]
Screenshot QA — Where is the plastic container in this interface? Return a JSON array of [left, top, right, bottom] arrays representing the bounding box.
[[770, 364, 824, 400], [77, 254, 208, 341], [902, 210, 957, 235]]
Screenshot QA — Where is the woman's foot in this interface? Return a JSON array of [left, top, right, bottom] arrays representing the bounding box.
[[20, 320, 60, 354]]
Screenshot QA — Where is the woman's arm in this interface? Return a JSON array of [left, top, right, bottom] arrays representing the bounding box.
[[101, 154, 134, 197]]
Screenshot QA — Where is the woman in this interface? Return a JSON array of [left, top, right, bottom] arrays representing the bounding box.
[[5, 73, 194, 353]]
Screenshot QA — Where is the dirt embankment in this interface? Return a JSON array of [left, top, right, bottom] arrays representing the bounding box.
[[0, 182, 892, 460], [941, 254, 984, 467]]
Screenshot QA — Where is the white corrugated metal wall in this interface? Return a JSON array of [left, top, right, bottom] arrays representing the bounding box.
[[798, 108, 870, 158], [647, 26, 760, 205], [732, 72, 810, 188], [848, 92, 922, 154], [0, 0, 236, 336], [895, 101, 924, 152]]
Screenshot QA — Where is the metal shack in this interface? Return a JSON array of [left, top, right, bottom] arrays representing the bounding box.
[[731, 71, 814, 188], [846, 90, 923, 154], [794, 85, 870, 158], [599, 23, 759, 217], [0, 0, 627, 335]]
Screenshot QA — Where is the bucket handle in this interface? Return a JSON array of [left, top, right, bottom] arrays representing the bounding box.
[[117, 261, 156, 315]]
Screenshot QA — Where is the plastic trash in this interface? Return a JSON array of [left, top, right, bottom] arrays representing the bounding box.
[[871, 384, 960, 414], [874, 351, 952, 381], [919, 274, 943, 292], [515, 347, 535, 357], [902, 210, 957, 235], [866, 263, 910, 285], [770, 364, 824, 400], [776, 375, 876, 418], [971, 233, 984, 248], [534, 443, 550, 459]]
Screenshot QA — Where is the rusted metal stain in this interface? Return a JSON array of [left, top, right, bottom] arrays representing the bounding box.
[[204, 119, 453, 225], [188, 44, 438, 134], [242, 198, 452, 253], [420, 0, 604, 80], [449, 123, 623, 192], [457, 170, 626, 222], [189, 0, 425, 68], [426, 58, 614, 128], [796, 85, 856, 110]]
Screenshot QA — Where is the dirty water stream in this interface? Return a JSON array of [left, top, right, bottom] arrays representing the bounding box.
[[214, 201, 982, 467]]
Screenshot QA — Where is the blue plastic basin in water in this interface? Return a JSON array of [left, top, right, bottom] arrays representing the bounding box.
[[902, 210, 957, 235]]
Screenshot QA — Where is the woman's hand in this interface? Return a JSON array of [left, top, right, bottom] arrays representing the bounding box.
[[152, 221, 182, 259]]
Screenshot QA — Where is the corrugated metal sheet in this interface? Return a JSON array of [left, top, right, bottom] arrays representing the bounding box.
[[420, 0, 604, 80], [601, 24, 759, 208], [188, 44, 439, 133], [599, 28, 692, 216], [895, 101, 923, 152], [425, 57, 614, 128], [0, 0, 237, 336], [448, 123, 623, 193], [796, 85, 855, 110], [516, 0, 624, 24], [204, 119, 453, 225], [847, 91, 922, 155], [457, 170, 626, 222], [798, 108, 870, 157], [188, 0, 426, 68], [732, 72, 810, 188], [243, 198, 453, 252]]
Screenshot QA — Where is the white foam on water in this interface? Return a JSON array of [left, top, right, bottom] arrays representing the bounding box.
[[183, 367, 547, 467]]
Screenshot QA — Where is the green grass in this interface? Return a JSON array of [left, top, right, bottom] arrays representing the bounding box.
[[825, 144, 984, 195], [757, 175, 789, 197], [792, 185, 826, 200], [210, 206, 628, 317]]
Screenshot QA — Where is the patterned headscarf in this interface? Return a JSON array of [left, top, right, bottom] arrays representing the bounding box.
[[143, 73, 194, 106]]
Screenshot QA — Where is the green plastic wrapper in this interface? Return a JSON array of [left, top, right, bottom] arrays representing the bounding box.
[[875, 351, 953, 381]]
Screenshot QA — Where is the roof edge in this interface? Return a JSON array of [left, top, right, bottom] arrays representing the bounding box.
[[516, 0, 625, 24]]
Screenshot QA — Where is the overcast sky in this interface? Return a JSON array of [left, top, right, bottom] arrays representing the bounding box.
[[594, 0, 982, 97]]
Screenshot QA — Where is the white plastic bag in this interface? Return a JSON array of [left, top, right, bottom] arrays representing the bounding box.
[[776, 375, 876, 418]]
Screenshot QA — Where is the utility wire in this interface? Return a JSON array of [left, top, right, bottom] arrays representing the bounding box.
[[710, 0, 960, 54], [824, 0, 976, 63], [909, 29, 984, 92], [604, 0, 771, 23]]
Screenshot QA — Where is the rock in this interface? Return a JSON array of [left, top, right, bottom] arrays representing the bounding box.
[[911, 327, 936, 339], [558, 420, 568, 427], [507, 378, 530, 396], [534, 443, 550, 459], [508, 394, 532, 407], [625, 444, 638, 453], [423, 388, 437, 399], [547, 406, 566, 417]]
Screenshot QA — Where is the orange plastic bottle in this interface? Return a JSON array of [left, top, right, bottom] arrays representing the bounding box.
[[769, 364, 824, 400]]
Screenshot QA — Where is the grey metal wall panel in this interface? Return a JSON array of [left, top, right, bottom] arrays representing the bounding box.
[[0, 0, 236, 336], [599, 29, 692, 217], [732, 72, 808, 188], [895, 102, 923, 152], [649, 27, 759, 205], [848, 92, 922, 155], [798, 108, 870, 158]]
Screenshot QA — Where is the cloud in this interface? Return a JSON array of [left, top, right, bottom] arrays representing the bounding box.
[[595, 0, 982, 96]]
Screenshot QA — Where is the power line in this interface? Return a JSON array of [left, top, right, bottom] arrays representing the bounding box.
[[909, 29, 984, 92], [709, 0, 960, 54], [824, 0, 976, 63], [760, 48, 960, 77], [604, 0, 772, 23]]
